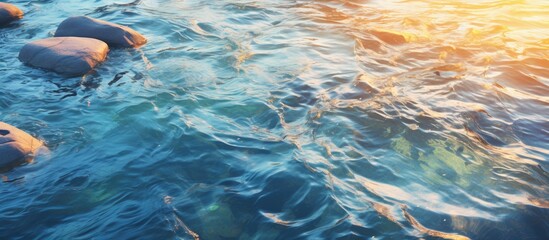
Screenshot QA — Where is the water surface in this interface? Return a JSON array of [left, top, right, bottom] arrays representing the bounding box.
[[1, 0, 548, 239]]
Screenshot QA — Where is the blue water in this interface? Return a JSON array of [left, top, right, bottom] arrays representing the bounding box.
[[1, 0, 549, 239]]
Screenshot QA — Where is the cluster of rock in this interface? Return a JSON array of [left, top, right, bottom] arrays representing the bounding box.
[[3, 3, 146, 77], [20, 16, 147, 76], [2, 2, 147, 77], [1, 3, 148, 171]]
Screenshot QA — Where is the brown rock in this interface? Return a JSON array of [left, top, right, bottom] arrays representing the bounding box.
[[0, 2, 23, 26], [0, 122, 43, 169], [55, 16, 147, 48], [19, 37, 109, 76]]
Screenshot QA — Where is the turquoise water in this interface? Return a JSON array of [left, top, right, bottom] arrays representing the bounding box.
[[1, 0, 549, 239]]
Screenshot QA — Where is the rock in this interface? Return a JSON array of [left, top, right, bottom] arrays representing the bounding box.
[[0, 2, 23, 26], [369, 29, 409, 45], [0, 122, 43, 169], [54, 16, 147, 48], [19, 37, 109, 76], [199, 203, 243, 239]]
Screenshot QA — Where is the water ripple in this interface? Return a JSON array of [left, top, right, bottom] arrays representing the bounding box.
[[1, 0, 549, 239]]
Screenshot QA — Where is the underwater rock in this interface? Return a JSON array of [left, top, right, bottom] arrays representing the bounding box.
[[0, 122, 43, 169], [369, 29, 409, 45], [0, 2, 23, 26], [19, 37, 109, 76], [54, 16, 147, 48], [199, 203, 243, 239]]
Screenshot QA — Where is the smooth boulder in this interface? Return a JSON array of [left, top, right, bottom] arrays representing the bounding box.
[[0, 2, 23, 26], [54, 16, 147, 48], [19, 37, 109, 76], [0, 122, 43, 169]]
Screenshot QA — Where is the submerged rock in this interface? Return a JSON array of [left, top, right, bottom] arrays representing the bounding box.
[[54, 16, 147, 48], [0, 2, 23, 26], [19, 37, 109, 76], [199, 202, 243, 239], [369, 29, 410, 45], [0, 122, 43, 169]]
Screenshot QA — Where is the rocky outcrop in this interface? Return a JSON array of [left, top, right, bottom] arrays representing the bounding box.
[[55, 16, 147, 48], [19, 37, 109, 76], [0, 122, 43, 169]]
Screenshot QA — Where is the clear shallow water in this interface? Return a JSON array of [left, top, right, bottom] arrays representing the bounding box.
[[1, 0, 548, 239]]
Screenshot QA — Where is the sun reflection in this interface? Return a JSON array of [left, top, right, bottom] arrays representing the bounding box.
[[291, 1, 548, 236]]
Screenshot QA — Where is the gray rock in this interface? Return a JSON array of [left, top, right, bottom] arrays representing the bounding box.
[[19, 37, 109, 76], [54, 16, 147, 48], [0, 2, 23, 26], [0, 122, 43, 169]]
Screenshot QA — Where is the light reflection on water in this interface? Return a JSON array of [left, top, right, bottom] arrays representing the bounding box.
[[0, 0, 548, 239]]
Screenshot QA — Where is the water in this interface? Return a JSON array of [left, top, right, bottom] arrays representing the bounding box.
[[1, 0, 548, 239]]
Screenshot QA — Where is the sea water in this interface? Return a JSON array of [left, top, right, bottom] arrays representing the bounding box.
[[0, 0, 548, 239]]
